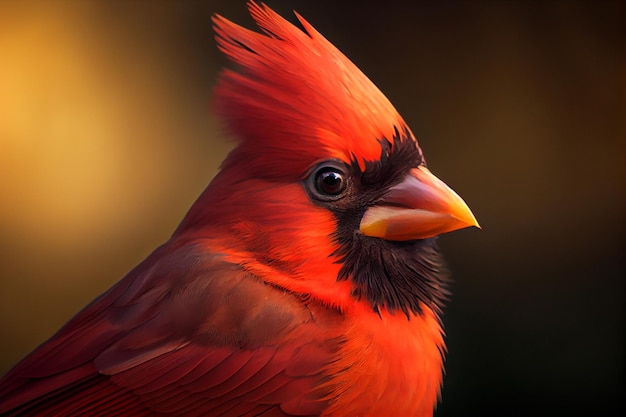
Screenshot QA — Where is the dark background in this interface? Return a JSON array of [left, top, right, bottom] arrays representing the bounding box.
[[0, 1, 623, 416]]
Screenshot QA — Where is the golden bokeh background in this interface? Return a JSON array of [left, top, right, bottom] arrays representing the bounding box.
[[0, 1, 623, 415]]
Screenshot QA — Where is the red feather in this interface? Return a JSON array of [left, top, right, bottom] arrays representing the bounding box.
[[213, 2, 422, 177], [0, 246, 343, 416]]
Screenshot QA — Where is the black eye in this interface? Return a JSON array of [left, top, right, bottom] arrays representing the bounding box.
[[304, 160, 350, 202], [315, 168, 346, 196]]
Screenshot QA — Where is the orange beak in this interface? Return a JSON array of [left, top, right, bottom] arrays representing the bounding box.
[[360, 166, 480, 241]]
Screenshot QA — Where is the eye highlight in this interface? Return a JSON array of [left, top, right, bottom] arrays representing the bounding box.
[[304, 160, 350, 202]]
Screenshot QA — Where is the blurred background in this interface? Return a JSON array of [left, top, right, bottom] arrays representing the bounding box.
[[0, 0, 623, 415]]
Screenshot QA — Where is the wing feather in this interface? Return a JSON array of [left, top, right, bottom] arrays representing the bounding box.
[[0, 243, 343, 416]]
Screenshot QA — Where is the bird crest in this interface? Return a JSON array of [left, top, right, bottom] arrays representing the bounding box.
[[213, 1, 420, 177]]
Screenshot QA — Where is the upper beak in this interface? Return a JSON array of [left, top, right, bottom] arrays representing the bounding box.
[[360, 166, 480, 241]]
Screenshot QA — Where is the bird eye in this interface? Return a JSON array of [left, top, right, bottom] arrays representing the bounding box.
[[304, 161, 349, 202], [315, 168, 346, 196]]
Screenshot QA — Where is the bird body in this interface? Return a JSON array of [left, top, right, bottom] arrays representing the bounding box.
[[0, 2, 478, 416]]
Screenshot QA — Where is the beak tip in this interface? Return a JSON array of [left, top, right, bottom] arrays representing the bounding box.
[[461, 212, 481, 231], [470, 215, 481, 230]]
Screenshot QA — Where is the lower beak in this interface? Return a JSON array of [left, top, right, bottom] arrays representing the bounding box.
[[359, 166, 479, 241]]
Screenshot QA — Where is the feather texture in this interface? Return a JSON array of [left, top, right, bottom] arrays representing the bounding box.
[[213, 2, 420, 177], [0, 245, 343, 416]]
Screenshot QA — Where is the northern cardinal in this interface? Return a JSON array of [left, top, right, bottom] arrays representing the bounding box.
[[0, 2, 478, 416]]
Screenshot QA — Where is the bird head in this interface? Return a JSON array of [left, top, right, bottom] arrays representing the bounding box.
[[178, 2, 479, 317]]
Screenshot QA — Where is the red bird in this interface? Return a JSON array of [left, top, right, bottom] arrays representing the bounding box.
[[0, 3, 479, 416]]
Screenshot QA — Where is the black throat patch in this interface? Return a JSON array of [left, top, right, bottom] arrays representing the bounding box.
[[334, 230, 450, 318]]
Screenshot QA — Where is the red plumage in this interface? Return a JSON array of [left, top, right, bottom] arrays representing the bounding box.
[[212, 2, 417, 176], [0, 2, 478, 416], [0, 248, 343, 416]]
